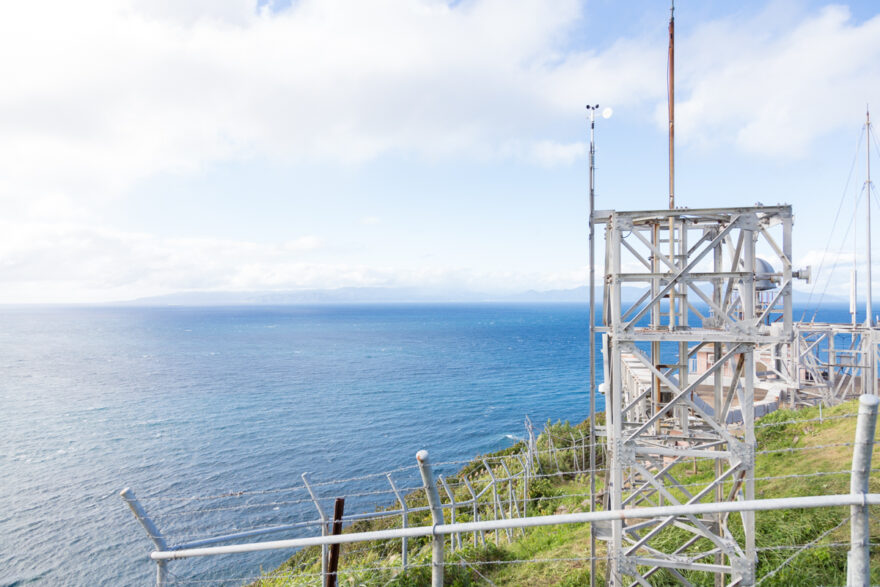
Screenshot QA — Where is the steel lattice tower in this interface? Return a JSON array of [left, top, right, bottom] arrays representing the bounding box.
[[595, 205, 796, 586]]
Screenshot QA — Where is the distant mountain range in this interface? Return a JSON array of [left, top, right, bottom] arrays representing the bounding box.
[[121, 285, 847, 306], [121, 286, 591, 305]]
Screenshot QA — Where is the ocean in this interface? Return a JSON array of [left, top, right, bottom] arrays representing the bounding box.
[[1, 304, 601, 586]]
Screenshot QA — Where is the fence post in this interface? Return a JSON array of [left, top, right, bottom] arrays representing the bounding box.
[[302, 473, 328, 585], [461, 475, 483, 547], [500, 460, 525, 538], [482, 459, 511, 543], [498, 461, 514, 518], [325, 498, 345, 587], [514, 453, 529, 519], [416, 450, 445, 587], [439, 475, 462, 550], [525, 416, 539, 472], [120, 488, 168, 587], [546, 430, 561, 472], [386, 474, 409, 570], [848, 394, 879, 587]]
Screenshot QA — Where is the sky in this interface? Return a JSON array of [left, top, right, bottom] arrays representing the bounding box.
[[1, 0, 880, 304]]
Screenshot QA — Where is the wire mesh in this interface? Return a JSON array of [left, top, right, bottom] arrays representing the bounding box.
[[121, 402, 879, 586]]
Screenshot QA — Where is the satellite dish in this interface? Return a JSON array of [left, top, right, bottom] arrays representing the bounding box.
[[602, 107, 613, 119]]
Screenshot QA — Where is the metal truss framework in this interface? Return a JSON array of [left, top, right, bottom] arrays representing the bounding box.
[[782, 323, 879, 406], [594, 206, 795, 586]]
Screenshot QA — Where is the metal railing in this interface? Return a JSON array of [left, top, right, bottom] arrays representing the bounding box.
[[124, 396, 879, 587]]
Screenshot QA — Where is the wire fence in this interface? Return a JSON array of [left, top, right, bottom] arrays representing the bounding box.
[[123, 401, 880, 586], [152, 539, 880, 587]]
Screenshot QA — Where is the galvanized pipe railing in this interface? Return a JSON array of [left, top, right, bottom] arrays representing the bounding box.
[[150, 493, 880, 561], [129, 409, 876, 585]]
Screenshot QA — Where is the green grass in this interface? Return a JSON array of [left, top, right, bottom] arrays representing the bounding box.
[[250, 404, 879, 586]]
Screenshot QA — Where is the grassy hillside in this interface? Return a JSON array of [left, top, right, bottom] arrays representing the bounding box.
[[251, 401, 879, 586]]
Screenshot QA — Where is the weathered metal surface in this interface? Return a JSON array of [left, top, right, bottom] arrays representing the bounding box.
[[325, 498, 345, 587]]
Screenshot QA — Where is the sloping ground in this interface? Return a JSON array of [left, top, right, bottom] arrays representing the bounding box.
[[251, 401, 879, 586]]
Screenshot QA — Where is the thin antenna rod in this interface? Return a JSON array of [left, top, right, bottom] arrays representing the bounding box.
[[867, 106, 873, 327], [668, 1, 675, 209], [586, 103, 599, 587], [853, 182, 859, 327]]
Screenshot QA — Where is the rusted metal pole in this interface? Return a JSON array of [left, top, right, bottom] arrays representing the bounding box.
[[668, 1, 675, 210], [325, 498, 345, 587]]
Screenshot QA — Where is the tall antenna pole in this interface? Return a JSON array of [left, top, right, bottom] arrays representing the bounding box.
[[668, 1, 675, 210], [867, 106, 873, 327], [586, 103, 598, 587]]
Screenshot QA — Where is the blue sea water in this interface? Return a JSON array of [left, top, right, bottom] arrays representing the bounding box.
[[0, 304, 602, 586]]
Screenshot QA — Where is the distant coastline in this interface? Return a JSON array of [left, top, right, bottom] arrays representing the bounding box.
[[112, 285, 847, 307]]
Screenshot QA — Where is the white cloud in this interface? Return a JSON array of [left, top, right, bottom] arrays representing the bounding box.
[[502, 140, 588, 167], [2, 1, 880, 301], [0, 220, 592, 302], [0, 222, 323, 301], [800, 249, 856, 269], [128, 0, 259, 26], [793, 248, 880, 302], [799, 253, 846, 298], [0, 0, 658, 210], [3, 0, 873, 211], [672, 4, 880, 157]]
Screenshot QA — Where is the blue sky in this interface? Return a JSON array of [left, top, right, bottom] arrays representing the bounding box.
[[0, 0, 879, 303]]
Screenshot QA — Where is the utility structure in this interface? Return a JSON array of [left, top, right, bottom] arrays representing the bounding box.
[[788, 107, 879, 406], [594, 205, 801, 585]]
